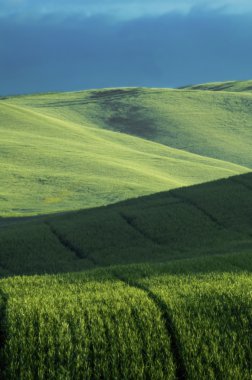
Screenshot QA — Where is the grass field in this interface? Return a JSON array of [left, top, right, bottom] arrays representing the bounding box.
[[0, 172, 251, 378], [0, 171, 251, 276], [5, 84, 252, 167], [1, 84, 252, 216], [0, 81, 251, 378], [0, 253, 251, 379]]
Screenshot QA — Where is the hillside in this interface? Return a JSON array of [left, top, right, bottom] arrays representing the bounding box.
[[0, 172, 251, 379], [0, 171, 251, 276], [0, 82, 252, 379], [1, 85, 252, 216], [4, 86, 252, 168]]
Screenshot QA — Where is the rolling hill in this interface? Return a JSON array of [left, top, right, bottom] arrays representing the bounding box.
[[0, 81, 252, 379], [4, 86, 252, 168], [1, 85, 252, 217], [0, 172, 251, 379], [0, 171, 251, 276]]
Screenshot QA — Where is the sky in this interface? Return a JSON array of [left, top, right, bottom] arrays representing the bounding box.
[[1, 0, 252, 95]]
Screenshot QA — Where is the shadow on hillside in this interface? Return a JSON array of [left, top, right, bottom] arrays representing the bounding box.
[[0, 172, 251, 277]]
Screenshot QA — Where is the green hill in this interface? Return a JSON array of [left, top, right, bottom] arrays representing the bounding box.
[[1, 86, 252, 217], [5, 86, 252, 168], [0, 172, 251, 276], [0, 82, 252, 379], [0, 172, 251, 379]]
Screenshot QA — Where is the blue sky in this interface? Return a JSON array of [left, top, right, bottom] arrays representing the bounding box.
[[2, 0, 252, 18], [1, 0, 252, 94]]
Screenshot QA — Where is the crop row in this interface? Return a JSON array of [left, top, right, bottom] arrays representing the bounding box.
[[0, 259, 251, 379], [0, 270, 175, 380]]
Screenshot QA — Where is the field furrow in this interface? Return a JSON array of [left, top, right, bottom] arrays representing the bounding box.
[[114, 272, 187, 380]]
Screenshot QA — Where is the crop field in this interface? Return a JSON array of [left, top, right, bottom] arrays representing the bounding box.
[[116, 265, 252, 380], [0, 172, 251, 276], [0, 253, 251, 379], [0, 172, 251, 378], [0, 271, 176, 380], [0, 81, 251, 378]]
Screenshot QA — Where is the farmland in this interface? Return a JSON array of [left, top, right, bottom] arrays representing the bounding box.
[[0, 254, 251, 379], [0, 171, 251, 276], [0, 170, 251, 378], [1, 271, 175, 380], [0, 81, 251, 378]]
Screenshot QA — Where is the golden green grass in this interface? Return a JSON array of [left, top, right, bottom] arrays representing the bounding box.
[[1, 86, 252, 216], [0, 254, 251, 379]]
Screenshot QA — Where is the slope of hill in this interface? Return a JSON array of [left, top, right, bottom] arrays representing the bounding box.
[[1, 96, 249, 217], [0, 173, 251, 379], [0, 82, 252, 379], [4, 84, 252, 169], [0, 172, 251, 276]]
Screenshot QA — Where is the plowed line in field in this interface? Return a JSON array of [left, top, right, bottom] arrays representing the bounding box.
[[114, 272, 187, 380], [119, 212, 161, 246], [230, 177, 252, 192], [45, 222, 97, 265], [171, 191, 224, 229]]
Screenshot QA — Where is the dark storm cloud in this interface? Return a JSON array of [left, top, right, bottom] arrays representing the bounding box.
[[0, 9, 252, 95]]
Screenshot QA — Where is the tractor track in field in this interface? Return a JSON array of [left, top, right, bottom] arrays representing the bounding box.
[[171, 190, 224, 229], [119, 212, 161, 246], [229, 177, 252, 192], [114, 272, 187, 380], [45, 222, 97, 266]]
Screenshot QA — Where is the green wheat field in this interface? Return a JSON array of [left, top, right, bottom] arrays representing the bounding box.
[[0, 80, 252, 379]]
